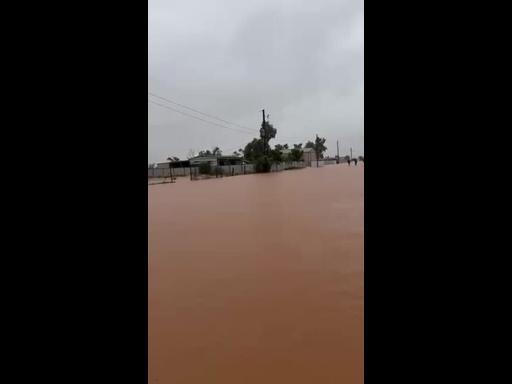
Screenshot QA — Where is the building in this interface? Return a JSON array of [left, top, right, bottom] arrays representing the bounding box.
[[156, 160, 190, 169], [156, 155, 246, 169], [190, 155, 246, 166], [188, 156, 218, 167], [280, 147, 317, 166], [217, 156, 247, 166], [156, 162, 172, 169], [302, 148, 317, 166]]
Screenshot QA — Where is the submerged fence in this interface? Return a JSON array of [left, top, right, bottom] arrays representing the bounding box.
[[148, 161, 306, 180], [310, 159, 338, 167]]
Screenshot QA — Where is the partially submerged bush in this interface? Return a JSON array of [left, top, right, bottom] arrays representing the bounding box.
[[214, 166, 224, 176], [255, 156, 272, 173], [198, 162, 211, 174]]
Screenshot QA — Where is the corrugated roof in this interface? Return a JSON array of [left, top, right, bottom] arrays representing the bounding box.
[[280, 147, 314, 153], [189, 155, 242, 160]]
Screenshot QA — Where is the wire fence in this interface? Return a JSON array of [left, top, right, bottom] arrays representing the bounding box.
[[148, 161, 306, 183]]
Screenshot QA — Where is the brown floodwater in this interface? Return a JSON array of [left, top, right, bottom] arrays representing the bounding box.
[[148, 164, 364, 383]]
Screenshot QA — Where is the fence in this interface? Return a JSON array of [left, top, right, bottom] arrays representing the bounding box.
[[189, 164, 254, 180], [149, 164, 253, 179], [148, 168, 173, 178], [310, 159, 338, 167], [149, 161, 306, 181], [270, 161, 306, 172]]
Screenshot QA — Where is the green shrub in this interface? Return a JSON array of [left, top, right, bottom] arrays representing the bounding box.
[[198, 162, 211, 174], [255, 156, 272, 173]]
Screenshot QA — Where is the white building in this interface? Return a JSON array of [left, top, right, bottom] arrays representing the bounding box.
[[281, 147, 317, 166]]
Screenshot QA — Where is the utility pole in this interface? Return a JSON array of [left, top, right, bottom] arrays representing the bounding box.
[[350, 147, 353, 160], [260, 109, 267, 155], [337, 140, 340, 164], [316, 134, 319, 168], [169, 163, 174, 183]]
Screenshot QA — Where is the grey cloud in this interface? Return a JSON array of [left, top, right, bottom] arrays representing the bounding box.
[[149, 0, 363, 162]]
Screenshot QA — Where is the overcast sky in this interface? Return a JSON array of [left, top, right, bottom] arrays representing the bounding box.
[[148, 0, 363, 163]]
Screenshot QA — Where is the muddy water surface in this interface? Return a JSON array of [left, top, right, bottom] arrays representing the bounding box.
[[148, 165, 364, 383]]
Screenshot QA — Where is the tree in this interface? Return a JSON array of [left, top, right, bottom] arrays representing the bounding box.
[[255, 156, 271, 172], [212, 146, 222, 157], [261, 121, 277, 142], [198, 162, 211, 175], [284, 143, 303, 162], [187, 149, 196, 159], [358, 156, 364, 162], [198, 149, 212, 157], [243, 138, 265, 162], [272, 144, 290, 164], [305, 138, 327, 163], [289, 148, 303, 162], [313, 135, 327, 166], [242, 137, 275, 172], [258, 120, 277, 157], [198, 147, 222, 157], [270, 148, 283, 163], [241, 119, 279, 173]]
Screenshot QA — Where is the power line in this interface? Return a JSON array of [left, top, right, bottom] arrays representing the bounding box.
[[278, 135, 310, 141], [148, 100, 257, 136], [149, 92, 258, 133], [148, 92, 317, 142], [222, 145, 245, 154]]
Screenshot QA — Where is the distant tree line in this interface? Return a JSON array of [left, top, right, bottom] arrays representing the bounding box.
[[178, 120, 328, 173]]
